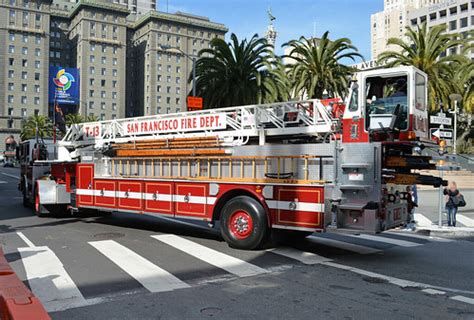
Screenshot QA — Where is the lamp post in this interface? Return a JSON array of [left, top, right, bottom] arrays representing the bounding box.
[[159, 45, 197, 97], [449, 93, 462, 154]]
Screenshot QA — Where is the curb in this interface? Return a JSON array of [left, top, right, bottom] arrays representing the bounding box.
[[415, 226, 474, 238], [0, 247, 50, 320]]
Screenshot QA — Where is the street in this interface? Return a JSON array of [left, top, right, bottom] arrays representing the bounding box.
[[1, 166, 473, 320]]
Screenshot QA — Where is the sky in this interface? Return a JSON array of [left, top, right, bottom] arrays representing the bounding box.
[[160, 0, 383, 61]]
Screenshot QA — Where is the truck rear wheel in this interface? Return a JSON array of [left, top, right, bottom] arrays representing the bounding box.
[[220, 196, 269, 250]]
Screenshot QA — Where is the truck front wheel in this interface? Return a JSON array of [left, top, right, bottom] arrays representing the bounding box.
[[220, 196, 269, 250]]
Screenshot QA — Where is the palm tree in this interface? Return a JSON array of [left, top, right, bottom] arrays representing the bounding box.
[[377, 23, 468, 111], [20, 115, 53, 140], [65, 113, 84, 126], [284, 32, 363, 99], [264, 57, 295, 103], [192, 33, 275, 108], [84, 114, 99, 122]]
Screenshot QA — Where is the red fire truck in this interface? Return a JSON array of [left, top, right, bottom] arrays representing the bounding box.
[[19, 66, 445, 249]]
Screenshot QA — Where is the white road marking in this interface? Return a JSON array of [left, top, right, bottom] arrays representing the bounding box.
[[456, 214, 474, 227], [0, 181, 7, 184], [152, 234, 267, 277], [386, 231, 453, 243], [414, 213, 433, 226], [18, 246, 88, 312], [16, 232, 36, 248], [1, 172, 19, 180], [308, 236, 382, 255], [347, 234, 421, 247], [268, 247, 331, 265], [89, 240, 189, 293], [450, 295, 474, 305], [422, 288, 445, 295]]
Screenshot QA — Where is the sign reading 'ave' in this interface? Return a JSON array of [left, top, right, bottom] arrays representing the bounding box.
[[123, 113, 226, 136]]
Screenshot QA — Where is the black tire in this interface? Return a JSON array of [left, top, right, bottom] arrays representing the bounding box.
[[22, 191, 30, 208], [220, 196, 269, 250]]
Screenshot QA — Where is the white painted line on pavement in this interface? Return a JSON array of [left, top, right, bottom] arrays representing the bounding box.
[[347, 234, 421, 247], [0, 181, 7, 184], [18, 246, 88, 312], [268, 247, 331, 265], [414, 213, 433, 226], [450, 295, 474, 305], [16, 232, 35, 248], [422, 288, 445, 295], [456, 214, 474, 227], [1, 172, 19, 180], [386, 231, 453, 243], [152, 234, 268, 277], [89, 240, 189, 293], [308, 236, 382, 255]]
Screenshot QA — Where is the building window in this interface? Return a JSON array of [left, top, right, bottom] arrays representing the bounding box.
[[449, 6, 457, 15], [22, 34, 28, 43], [22, 71, 27, 79], [22, 59, 27, 67], [167, 76, 171, 83], [166, 97, 171, 104], [100, 79, 105, 87], [112, 80, 117, 88], [35, 35, 41, 44], [167, 65, 171, 72], [100, 114, 105, 121], [176, 77, 181, 84], [9, 45, 14, 53], [90, 55, 95, 63], [89, 90, 94, 97], [166, 86, 171, 93], [21, 108, 27, 117], [112, 69, 117, 77], [112, 58, 117, 65], [91, 43, 96, 51], [440, 10, 447, 18], [176, 66, 181, 73], [9, 33, 15, 41], [8, 83, 14, 91], [176, 98, 180, 105], [90, 78, 95, 86], [90, 67, 95, 74], [157, 96, 161, 103], [8, 70, 14, 78], [34, 109, 39, 115], [157, 85, 161, 92], [112, 92, 117, 99], [157, 75, 162, 82], [21, 96, 27, 104], [34, 97, 40, 105], [35, 48, 40, 56], [21, 84, 27, 92], [156, 106, 161, 114], [157, 53, 162, 60], [8, 96, 14, 103], [113, 46, 118, 54], [9, 58, 14, 66], [112, 114, 116, 120], [176, 87, 180, 95], [35, 60, 40, 68], [34, 85, 39, 93], [101, 91, 106, 98], [449, 20, 457, 30], [460, 17, 468, 28], [35, 73, 40, 80], [158, 64, 162, 71], [101, 68, 106, 76], [102, 56, 106, 64], [22, 47, 27, 54], [101, 102, 106, 110], [112, 103, 117, 110], [89, 101, 94, 109]]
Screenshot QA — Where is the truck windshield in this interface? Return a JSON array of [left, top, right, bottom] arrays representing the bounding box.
[[365, 75, 408, 130]]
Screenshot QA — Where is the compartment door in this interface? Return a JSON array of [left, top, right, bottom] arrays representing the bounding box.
[[77, 164, 94, 206]]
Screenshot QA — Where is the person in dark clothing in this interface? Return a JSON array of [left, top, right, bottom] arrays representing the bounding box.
[[443, 181, 460, 227]]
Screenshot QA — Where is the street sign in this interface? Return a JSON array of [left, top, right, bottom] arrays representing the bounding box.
[[430, 115, 452, 126], [187, 96, 203, 111], [430, 128, 453, 140]]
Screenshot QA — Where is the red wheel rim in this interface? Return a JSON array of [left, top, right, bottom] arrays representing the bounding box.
[[228, 210, 253, 240]]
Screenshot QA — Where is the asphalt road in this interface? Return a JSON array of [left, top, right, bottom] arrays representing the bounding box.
[[0, 166, 473, 320]]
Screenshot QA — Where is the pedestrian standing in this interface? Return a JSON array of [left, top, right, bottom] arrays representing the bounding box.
[[443, 181, 460, 227]]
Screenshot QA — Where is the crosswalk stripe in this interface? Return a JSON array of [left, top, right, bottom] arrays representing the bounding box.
[[450, 295, 474, 305], [18, 246, 88, 312], [152, 235, 267, 277], [307, 236, 382, 254], [456, 214, 474, 227], [347, 234, 421, 247], [89, 240, 189, 293], [386, 231, 453, 243], [268, 247, 331, 265], [414, 213, 433, 226]]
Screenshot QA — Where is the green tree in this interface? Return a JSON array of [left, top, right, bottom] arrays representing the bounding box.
[[284, 32, 362, 99], [264, 57, 295, 103], [84, 114, 99, 122], [20, 115, 53, 140], [193, 33, 275, 108], [65, 113, 84, 126], [377, 23, 468, 111]]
